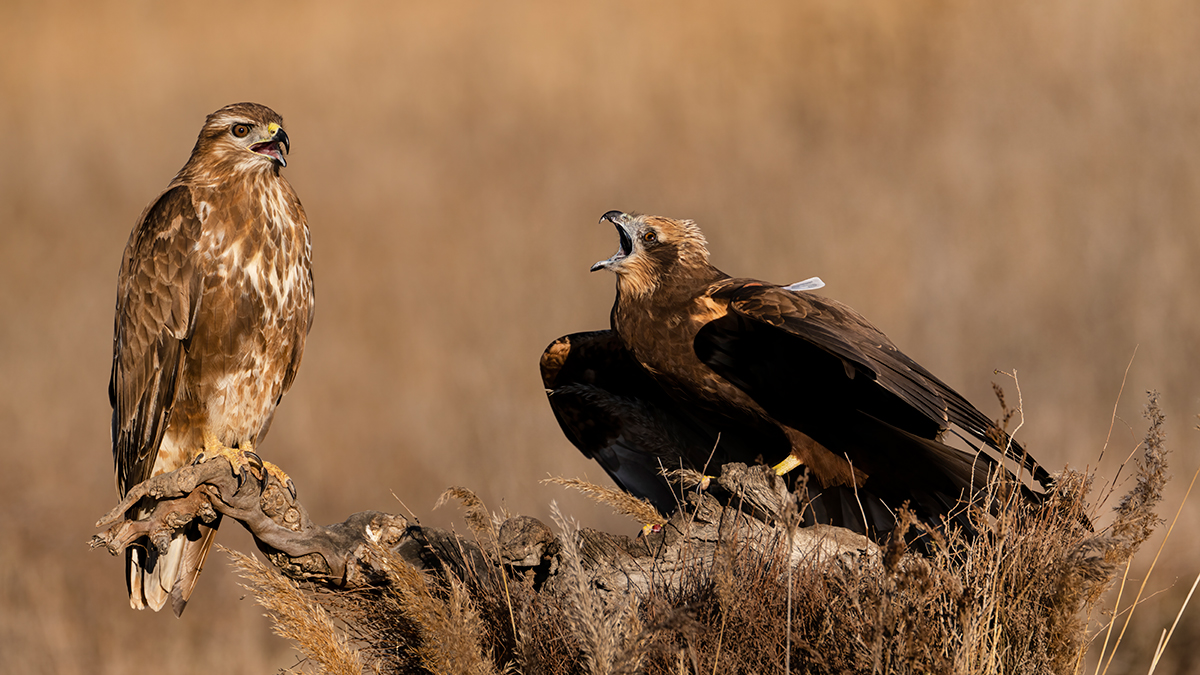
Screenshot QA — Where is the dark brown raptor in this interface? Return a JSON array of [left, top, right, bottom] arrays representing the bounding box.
[[541, 211, 1052, 541]]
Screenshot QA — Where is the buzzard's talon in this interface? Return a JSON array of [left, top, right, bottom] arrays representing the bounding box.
[[242, 451, 267, 484], [262, 461, 296, 499], [196, 432, 265, 488]]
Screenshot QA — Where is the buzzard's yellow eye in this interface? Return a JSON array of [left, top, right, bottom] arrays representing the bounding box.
[[643, 231, 658, 243], [232, 124, 250, 138]]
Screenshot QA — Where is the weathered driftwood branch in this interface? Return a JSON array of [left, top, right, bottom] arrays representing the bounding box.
[[92, 459, 877, 599]]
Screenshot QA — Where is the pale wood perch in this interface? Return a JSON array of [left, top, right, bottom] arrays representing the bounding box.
[[92, 459, 877, 600]]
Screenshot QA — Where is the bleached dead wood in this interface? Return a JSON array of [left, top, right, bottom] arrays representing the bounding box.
[[92, 459, 877, 601]]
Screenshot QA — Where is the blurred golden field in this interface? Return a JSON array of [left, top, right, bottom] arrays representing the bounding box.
[[2, 0, 1199, 672]]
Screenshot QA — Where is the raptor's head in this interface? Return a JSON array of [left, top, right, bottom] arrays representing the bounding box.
[[591, 211, 712, 296], [187, 102, 291, 175]]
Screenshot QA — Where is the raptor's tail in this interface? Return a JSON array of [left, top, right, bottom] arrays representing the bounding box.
[[126, 515, 221, 616]]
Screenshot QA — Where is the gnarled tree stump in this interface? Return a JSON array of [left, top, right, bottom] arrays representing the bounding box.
[[92, 459, 877, 600]]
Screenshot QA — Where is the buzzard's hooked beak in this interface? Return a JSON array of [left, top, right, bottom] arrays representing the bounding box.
[[591, 210, 634, 272], [250, 123, 290, 167]]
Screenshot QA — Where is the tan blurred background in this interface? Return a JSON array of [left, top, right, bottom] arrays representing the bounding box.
[[2, 0, 1199, 672]]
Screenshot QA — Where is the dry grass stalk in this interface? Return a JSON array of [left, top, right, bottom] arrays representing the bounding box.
[[1109, 391, 1168, 563], [435, 486, 521, 660], [1148, 569, 1200, 674], [550, 500, 647, 675], [226, 547, 365, 675], [364, 543, 499, 675], [543, 477, 667, 527], [436, 486, 498, 544], [1096, 392, 1190, 675]]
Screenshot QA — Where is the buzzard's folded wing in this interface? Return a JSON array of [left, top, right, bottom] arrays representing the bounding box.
[[110, 185, 203, 494]]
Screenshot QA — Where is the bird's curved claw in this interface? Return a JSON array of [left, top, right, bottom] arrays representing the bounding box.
[[243, 450, 267, 487], [193, 446, 265, 489], [262, 460, 297, 500]]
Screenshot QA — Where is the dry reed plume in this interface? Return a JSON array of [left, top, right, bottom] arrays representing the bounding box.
[[542, 478, 667, 528]]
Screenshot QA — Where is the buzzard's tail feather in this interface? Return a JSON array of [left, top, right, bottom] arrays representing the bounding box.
[[127, 547, 148, 610], [171, 520, 219, 616], [146, 535, 184, 611], [126, 516, 221, 615]]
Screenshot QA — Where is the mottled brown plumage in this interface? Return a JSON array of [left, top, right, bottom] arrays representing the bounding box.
[[543, 211, 1051, 541], [110, 102, 313, 614]]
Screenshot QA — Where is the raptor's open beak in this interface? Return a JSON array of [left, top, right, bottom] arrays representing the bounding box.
[[591, 210, 634, 272], [251, 123, 290, 167]]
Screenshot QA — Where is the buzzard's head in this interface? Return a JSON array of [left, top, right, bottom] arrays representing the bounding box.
[[591, 211, 711, 297], [189, 102, 291, 174]]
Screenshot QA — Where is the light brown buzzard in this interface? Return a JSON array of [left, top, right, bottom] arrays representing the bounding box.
[[109, 102, 313, 615]]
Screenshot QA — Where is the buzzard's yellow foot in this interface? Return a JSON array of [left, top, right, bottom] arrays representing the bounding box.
[[262, 461, 296, 499], [772, 455, 804, 476], [193, 445, 264, 485], [194, 431, 264, 487]]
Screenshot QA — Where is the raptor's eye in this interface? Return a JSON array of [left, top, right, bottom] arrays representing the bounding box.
[[231, 124, 251, 138], [643, 231, 658, 244]]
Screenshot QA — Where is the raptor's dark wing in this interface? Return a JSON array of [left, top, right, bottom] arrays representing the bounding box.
[[541, 330, 774, 515], [539, 330, 908, 535], [689, 280, 1051, 540], [701, 281, 1049, 486], [541, 331, 718, 514], [109, 185, 203, 495]]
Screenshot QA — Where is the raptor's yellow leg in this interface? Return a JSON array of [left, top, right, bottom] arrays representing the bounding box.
[[194, 430, 296, 496], [772, 454, 804, 476], [195, 428, 264, 482]]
